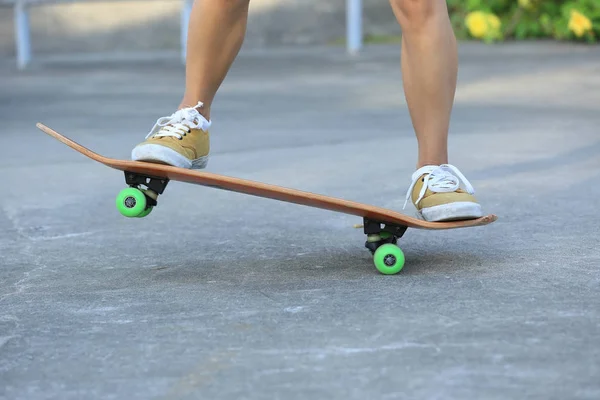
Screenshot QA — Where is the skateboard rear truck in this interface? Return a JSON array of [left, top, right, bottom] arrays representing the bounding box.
[[115, 171, 170, 218], [363, 218, 407, 274]]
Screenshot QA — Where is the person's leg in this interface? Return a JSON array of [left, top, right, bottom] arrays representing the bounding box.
[[180, 0, 250, 119], [390, 0, 455, 168], [391, 0, 482, 221], [132, 0, 250, 169]]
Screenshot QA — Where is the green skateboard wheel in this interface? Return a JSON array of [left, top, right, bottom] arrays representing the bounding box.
[[373, 244, 405, 275], [136, 206, 153, 218], [116, 188, 147, 218]]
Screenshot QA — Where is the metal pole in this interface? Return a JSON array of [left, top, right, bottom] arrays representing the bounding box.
[[180, 0, 192, 64], [15, 0, 32, 69], [346, 0, 362, 54]]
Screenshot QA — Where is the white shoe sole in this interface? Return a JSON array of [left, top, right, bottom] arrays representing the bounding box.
[[419, 201, 483, 222], [131, 144, 208, 170]]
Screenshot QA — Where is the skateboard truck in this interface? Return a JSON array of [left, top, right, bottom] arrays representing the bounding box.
[[363, 218, 407, 252], [115, 171, 170, 218], [362, 218, 408, 274], [124, 172, 169, 201]]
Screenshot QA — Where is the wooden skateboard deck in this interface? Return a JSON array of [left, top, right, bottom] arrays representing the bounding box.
[[37, 122, 497, 274]]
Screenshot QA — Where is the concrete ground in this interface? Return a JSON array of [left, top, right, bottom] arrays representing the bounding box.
[[1, 43, 599, 399]]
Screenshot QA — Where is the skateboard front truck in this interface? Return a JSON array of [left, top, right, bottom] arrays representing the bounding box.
[[363, 218, 408, 275], [115, 171, 170, 218]]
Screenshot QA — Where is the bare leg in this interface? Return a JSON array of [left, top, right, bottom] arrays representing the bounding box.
[[390, 0, 457, 168], [180, 0, 250, 119], [131, 0, 250, 169]]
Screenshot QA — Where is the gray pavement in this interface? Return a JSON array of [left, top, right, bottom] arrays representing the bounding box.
[[1, 43, 599, 399]]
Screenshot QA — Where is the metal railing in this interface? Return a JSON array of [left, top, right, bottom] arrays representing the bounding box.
[[3, 0, 363, 69]]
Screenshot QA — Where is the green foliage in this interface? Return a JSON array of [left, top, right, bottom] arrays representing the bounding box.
[[447, 0, 600, 42]]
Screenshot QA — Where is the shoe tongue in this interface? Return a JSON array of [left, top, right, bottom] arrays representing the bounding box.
[[412, 165, 438, 181], [179, 108, 210, 130], [428, 170, 459, 192], [431, 169, 451, 181], [175, 108, 196, 123]]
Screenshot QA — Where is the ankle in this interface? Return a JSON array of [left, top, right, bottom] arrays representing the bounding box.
[[416, 159, 447, 169], [197, 107, 211, 121]]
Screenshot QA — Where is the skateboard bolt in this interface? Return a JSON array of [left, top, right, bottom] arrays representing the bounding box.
[[384, 255, 396, 266], [124, 197, 137, 208]]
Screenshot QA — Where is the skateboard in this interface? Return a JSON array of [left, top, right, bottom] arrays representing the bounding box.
[[36, 122, 497, 275]]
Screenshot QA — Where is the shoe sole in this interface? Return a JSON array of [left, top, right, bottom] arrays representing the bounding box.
[[131, 144, 208, 170], [419, 201, 483, 222]]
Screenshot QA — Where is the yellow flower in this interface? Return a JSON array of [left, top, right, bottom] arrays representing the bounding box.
[[487, 14, 501, 31], [465, 11, 502, 39], [568, 10, 592, 38], [465, 11, 488, 38]]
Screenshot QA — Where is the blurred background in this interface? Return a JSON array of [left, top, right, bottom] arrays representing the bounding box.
[[1, 0, 597, 62], [1, 0, 398, 58]]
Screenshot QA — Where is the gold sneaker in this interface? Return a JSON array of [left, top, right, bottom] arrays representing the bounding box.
[[404, 164, 483, 222], [131, 102, 211, 169]]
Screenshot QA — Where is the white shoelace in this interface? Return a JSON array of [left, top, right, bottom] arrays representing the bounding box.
[[403, 164, 475, 209], [146, 101, 211, 140]]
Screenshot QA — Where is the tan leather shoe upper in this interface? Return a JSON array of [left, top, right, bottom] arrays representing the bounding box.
[[136, 126, 209, 161], [131, 102, 211, 169], [410, 173, 478, 211]]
